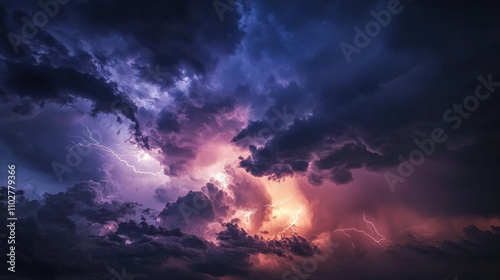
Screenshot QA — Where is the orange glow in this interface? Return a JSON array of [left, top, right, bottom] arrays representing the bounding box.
[[252, 177, 313, 238]]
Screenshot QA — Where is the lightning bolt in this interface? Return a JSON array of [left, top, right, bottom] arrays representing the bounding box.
[[240, 194, 304, 237], [69, 124, 163, 176], [334, 213, 390, 248], [338, 230, 356, 249], [237, 194, 306, 238], [242, 208, 258, 225], [277, 206, 303, 237], [264, 194, 295, 208]]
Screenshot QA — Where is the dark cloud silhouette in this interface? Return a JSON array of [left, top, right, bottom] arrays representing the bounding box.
[[230, 0, 500, 219], [0, 182, 322, 279]]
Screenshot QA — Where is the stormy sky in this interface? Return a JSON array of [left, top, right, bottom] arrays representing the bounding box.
[[0, 0, 500, 279]]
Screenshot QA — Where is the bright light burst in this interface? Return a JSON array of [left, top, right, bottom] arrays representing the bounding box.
[[236, 195, 306, 238], [213, 172, 229, 188], [277, 206, 303, 237]]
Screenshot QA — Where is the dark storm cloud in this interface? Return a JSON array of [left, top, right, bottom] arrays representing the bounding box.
[[149, 89, 239, 176], [202, 182, 232, 218], [0, 181, 319, 279], [232, 0, 500, 216], [0, 0, 245, 154], [292, 226, 499, 280], [0, 0, 248, 189], [254, 0, 380, 30], [11, 99, 37, 116], [0, 0, 499, 278], [10, 177, 500, 279], [0, 106, 131, 187], [231, 120, 269, 142], [158, 190, 216, 235], [36, 180, 140, 227], [66, 0, 244, 79], [0, 48, 148, 146], [0, 0, 244, 66], [157, 182, 240, 235], [4, 61, 121, 111], [393, 138, 500, 217], [156, 109, 181, 133]]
